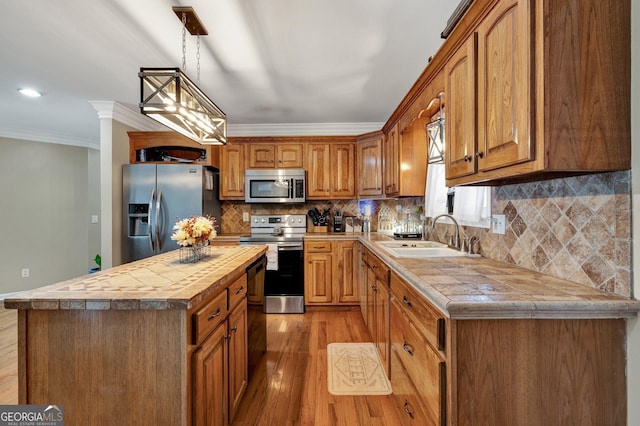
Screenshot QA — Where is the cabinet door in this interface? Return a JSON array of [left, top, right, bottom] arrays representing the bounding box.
[[306, 144, 331, 198], [365, 265, 377, 338], [391, 299, 444, 425], [358, 137, 384, 197], [335, 241, 359, 304], [384, 124, 399, 195], [331, 143, 356, 198], [220, 143, 245, 199], [248, 144, 276, 168], [228, 301, 248, 422], [304, 253, 333, 304], [277, 144, 304, 168], [192, 322, 228, 426], [375, 282, 391, 378], [445, 34, 477, 180], [477, 0, 533, 172]]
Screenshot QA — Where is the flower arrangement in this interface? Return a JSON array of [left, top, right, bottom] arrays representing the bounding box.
[[171, 215, 217, 247]]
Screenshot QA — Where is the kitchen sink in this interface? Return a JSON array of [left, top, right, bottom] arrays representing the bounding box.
[[375, 240, 467, 258]]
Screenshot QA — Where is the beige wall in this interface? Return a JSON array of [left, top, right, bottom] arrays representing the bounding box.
[[0, 137, 99, 294]]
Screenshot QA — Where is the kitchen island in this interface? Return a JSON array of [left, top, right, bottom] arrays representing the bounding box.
[[4, 245, 267, 426]]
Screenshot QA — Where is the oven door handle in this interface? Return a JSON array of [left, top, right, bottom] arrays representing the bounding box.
[[277, 243, 303, 251]]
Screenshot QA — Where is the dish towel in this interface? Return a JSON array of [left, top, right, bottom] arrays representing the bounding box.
[[266, 244, 279, 271]]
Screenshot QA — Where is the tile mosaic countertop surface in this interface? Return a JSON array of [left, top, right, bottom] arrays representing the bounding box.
[[4, 246, 267, 311], [356, 234, 640, 319]]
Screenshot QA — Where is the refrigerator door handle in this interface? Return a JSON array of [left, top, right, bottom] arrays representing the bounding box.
[[155, 190, 163, 252], [148, 188, 156, 253]]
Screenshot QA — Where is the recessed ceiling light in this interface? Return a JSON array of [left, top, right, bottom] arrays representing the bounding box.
[[18, 88, 43, 97]]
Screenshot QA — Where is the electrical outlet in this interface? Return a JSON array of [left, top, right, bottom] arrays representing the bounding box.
[[21, 268, 29, 278], [243, 212, 249, 222], [492, 214, 506, 235], [91, 215, 99, 224]]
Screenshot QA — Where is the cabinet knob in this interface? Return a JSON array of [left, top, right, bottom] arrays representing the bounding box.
[[402, 296, 412, 307], [463, 155, 472, 162], [231, 325, 238, 332], [475, 151, 484, 158], [235, 286, 244, 294]]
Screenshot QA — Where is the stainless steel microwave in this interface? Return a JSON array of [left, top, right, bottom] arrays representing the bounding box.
[[245, 169, 306, 203]]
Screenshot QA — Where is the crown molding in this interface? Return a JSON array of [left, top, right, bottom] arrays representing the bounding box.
[[227, 122, 384, 136], [89, 101, 165, 132], [0, 126, 100, 150]]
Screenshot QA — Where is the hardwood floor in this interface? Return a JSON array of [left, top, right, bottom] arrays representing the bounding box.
[[0, 306, 17, 404], [0, 307, 407, 425], [232, 309, 407, 426]]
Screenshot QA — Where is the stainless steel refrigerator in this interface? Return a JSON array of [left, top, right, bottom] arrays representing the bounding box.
[[122, 164, 221, 263]]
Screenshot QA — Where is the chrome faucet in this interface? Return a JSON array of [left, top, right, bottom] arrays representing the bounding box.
[[430, 214, 463, 250]]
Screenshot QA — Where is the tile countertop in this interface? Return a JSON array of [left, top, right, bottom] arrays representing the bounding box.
[[4, 245, 267, 311], [306, 233, 640, 320]]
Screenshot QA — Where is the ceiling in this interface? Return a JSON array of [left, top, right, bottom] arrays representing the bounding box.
[[0, 0, 458, 147]]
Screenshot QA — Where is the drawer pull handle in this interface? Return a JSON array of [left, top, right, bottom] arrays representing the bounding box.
[[403, 342, 414, 356], [403, 400, 414, 419], [313, 246, 326, 249], [402, 296, 412, 307], [235, 286, 245, 294], [207, 309, 222, 321]]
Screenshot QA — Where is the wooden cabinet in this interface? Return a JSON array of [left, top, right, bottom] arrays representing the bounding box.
[[357, 131, 384, 197], [191, 273, 249, 425], [192, 319, 228, 426], [306, 143, 356, 199], [220, 143, 245, 199], [362, 246, 391, 377], [383, 118, 428, 197], [228, 300, 248, 422], [444, 0, 630, 185], [247, 143, 304, 168], [304, 240, 359, 306], [304, 241, 333, 304], [383, 123, 399, 196], [128, 131, 220, 167], [390, 272, 446, 425], [445, 34, 477, 180]]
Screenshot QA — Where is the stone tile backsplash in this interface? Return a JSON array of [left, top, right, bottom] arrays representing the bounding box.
[[220, 171, 632, 298], [462, 171, 632, 298]]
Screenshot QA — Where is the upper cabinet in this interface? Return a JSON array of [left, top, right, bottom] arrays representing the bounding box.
[[357, 131, 384, 198], [220, 142, 245, 200], [306, 141, 356, 199], [247, 143, 304, 169], [443, 0, 630, 186], [383, 124, 400, 196]]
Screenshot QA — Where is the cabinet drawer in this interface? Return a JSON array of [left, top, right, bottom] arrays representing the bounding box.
[[391, 298, 446, 425], [305, 241, 332, 253], [192, 290, 228, 344], [228, 274, 248, 309], [367, 252, 389, 285], [391, 272, 445, 351]]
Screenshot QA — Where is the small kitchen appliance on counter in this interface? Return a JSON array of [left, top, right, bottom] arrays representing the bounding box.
[[333, 209, 344, 232]]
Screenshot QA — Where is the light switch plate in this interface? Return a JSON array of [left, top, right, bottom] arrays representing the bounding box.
[[21, 268, 29, 278], [492, 214, 506, 235], [243, 212, 249, 222], [91, 215, 99, 224]]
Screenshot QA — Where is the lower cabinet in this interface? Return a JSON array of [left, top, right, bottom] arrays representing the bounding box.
[[304, 240, 359, 306], [191, 273, 248, 425], [362, 246, 391, 377], [390, 296, 446, 425]]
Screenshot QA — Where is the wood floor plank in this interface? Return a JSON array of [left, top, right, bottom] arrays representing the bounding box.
[[0, 306, 17, 404], [232, 310, 407, 426]]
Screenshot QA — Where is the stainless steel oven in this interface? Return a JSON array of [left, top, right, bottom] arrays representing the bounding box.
[[240, 214, 306, 313]]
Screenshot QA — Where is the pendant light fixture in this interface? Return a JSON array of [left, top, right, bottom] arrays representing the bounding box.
[[139, 7, 227, 145]]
